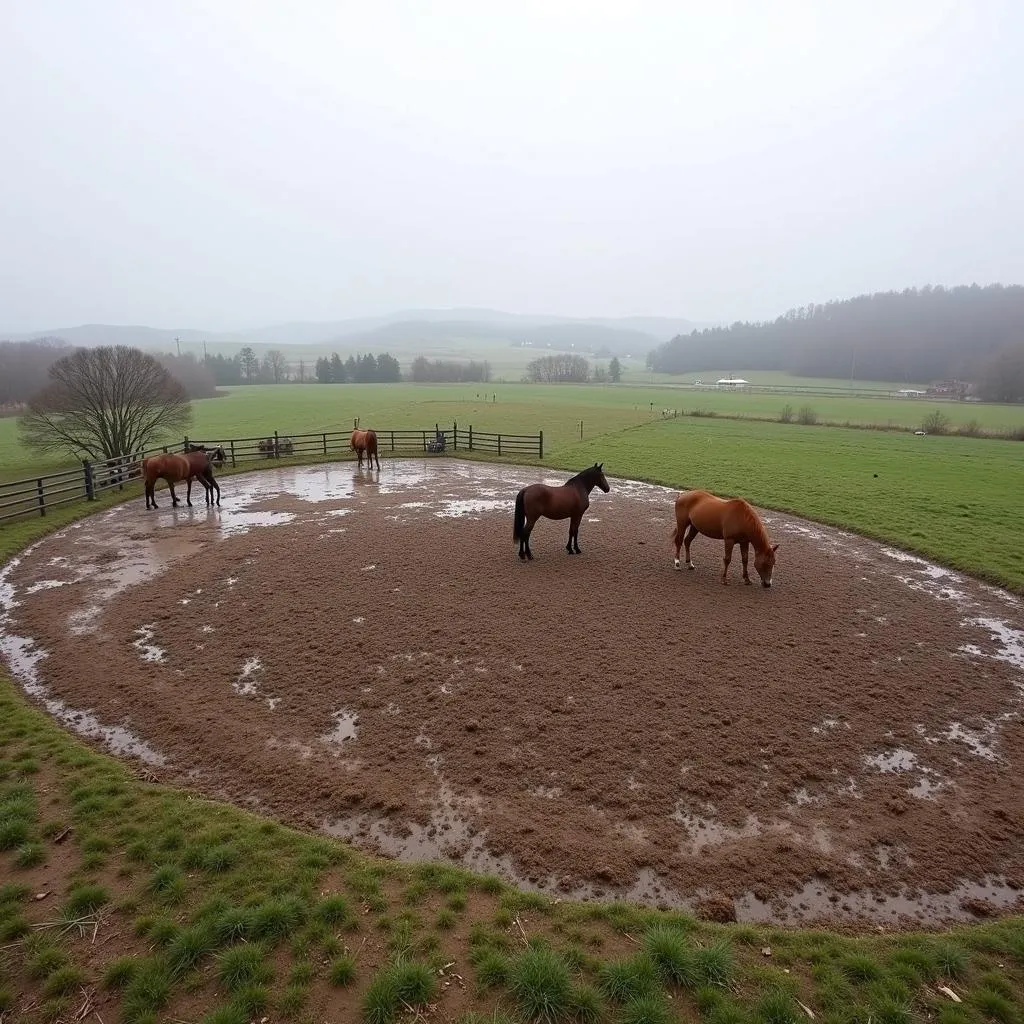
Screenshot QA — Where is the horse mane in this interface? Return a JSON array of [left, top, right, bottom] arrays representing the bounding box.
[[740, 499, 772, 551], [565, 465, 599, 487]]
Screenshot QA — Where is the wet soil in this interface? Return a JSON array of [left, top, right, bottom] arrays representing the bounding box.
[[3, 460, 1024, 928]]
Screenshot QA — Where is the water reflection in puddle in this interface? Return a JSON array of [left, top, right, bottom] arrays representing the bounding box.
[[323, 709, 359, 743]]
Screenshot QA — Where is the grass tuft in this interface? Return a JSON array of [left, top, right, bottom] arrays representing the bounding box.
[[509, 944, 573, 1023], [643, 924, 693, 986], [362, 956, 438, 1024], [329, 955, 357, 987], [314, 894, 351, 927], [620, 992, 675, 1024], [61, 882, 110, 918], [217, 945, 273, 993], [598, 954, 660, 1003]]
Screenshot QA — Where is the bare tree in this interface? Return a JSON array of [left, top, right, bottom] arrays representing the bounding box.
[[19, 346, 192, 461], [239, 346, 258, 383], [263, 349, 289, 384]]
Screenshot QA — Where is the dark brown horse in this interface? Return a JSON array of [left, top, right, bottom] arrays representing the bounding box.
[[513, 463, 610, 560], [144, 447, 224, 509], [672, 488, 779, 587], [351, 428, 380, 470]]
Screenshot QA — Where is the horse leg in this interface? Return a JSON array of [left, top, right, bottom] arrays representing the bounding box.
[[684, 526, 698, 569], [740, 541, 752, 585], [374, 448, 380, 470], [721, 538, 735, 585], [524, 515, 536, 560], [567, 514, 582, 554], [168, 480, 181, 507], [673, 515, 690, 568], [145, 480, 155, 509], [186, 477, 193, 507]]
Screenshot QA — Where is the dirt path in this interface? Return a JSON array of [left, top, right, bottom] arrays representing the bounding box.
[[2, 459, 1023, 927]]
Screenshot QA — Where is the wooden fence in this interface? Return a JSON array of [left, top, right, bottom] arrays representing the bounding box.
[[0, 423, 543, 524]]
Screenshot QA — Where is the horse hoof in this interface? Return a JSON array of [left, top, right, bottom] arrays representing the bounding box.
[[674, 558, 680, 569], [687, 563, 695, 571]]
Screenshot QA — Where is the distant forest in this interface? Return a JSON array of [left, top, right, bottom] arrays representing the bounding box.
[[647, 284, 1024, 400]]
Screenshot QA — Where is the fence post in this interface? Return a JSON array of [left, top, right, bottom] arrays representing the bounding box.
[[322, 433, 327, 456], [83, 460, 95, 501], [498, 434, 502, 457], [184, 434, 189, 450], [422, 430, 427, 452], [274, 430, 280, 458], [230, 441, 237, 467], [469, 425, 473, 451], [390, 431, 395, 451], [453, 421, 458, 450], [36, 479, 46, 517], [539, 430, 544, 459]]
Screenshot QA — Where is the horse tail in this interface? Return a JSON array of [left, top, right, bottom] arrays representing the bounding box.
[[513, 488, 526, 541]]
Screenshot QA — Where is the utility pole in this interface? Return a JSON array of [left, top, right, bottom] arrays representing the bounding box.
[[203, 340, 207, 361], [175, 335, 181, 357]]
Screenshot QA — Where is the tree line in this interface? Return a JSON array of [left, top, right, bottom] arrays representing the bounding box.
[[313, 352, 401, 383], [646, 283, 1024, 401], [524, 354, 622, 383], [409, 357, 491, 383]]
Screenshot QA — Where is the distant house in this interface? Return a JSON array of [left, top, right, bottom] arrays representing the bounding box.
[[926, 379, 969, 399], [895, 388, 927, 398], [715, 377, 749, 388]]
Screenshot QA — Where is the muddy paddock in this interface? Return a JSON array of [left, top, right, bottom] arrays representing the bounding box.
[[2, 459, 1023, 928]]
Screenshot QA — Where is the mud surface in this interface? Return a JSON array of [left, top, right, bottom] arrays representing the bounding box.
[[2, 460, 1024, 927]]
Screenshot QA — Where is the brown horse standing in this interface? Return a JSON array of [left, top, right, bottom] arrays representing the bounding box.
[[143, 448, 224, 509], [513, 463, 610, 560], [350, 428, 380, 470], [672, 489, 779, 587]]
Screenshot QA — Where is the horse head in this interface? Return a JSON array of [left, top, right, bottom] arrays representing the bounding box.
[[210, 445, 227, 466], [591, 462, 610, 493], [753, 543, 780, 588]]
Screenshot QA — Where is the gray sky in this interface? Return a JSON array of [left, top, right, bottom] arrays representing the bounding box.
[[2, 1, 1021, 332]]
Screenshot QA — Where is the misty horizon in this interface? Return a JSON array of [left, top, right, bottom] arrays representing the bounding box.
[[3, 2, 1022, 334]]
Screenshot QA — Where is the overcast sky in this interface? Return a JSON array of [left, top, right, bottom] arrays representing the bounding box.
[[2, 1, 1021, 332]]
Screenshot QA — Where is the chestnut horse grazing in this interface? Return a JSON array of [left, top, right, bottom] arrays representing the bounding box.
[[351, 428, 380, 470], [673, 489, 779, 587], [143, 448, 224, 510], [513, 463, 610, 560]]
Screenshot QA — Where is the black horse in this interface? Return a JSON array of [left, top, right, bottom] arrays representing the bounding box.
[[512, 463, 610, 560]]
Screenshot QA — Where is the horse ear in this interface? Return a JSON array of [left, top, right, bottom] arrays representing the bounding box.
[[772, 543, 779, 553], [598, 462, 603, 469]]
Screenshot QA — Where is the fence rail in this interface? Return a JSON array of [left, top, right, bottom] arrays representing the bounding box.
[[0, 422, 542, 525]]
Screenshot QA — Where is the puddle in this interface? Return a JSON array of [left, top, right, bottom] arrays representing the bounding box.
[[323, 709, 359, 744], [132, 624, 166, 663], [26, 579, 71, 594], [434, 499, 508, 518], [864, 748, 917, 772]]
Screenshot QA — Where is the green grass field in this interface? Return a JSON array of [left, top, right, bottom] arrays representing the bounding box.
[[3, 381, 1023, 480]]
